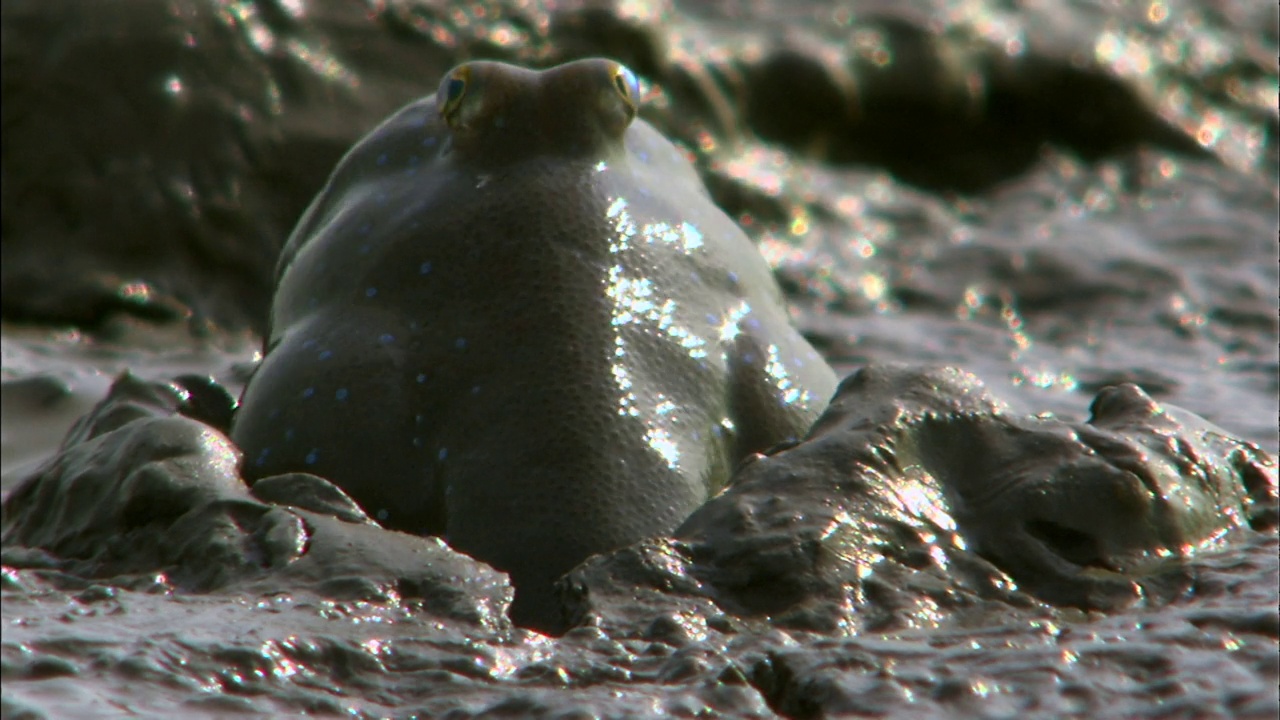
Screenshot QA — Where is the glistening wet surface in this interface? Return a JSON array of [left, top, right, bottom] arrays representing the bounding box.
[[2, 1, 1277, 717]]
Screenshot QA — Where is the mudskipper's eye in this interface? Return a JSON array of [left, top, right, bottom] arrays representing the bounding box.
[[438, 66, 471, 126], [612, 64, 641, 114]]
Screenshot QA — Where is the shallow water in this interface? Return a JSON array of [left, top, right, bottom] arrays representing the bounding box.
[[3, 0, 1277, 717]]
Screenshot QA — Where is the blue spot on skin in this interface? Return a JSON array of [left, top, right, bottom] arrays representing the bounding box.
[[305, 449, 319, 465], [455, 337, 467, 350], [420, 261, 432, 275], [637, 150, 650, 162], [417, 373, 427, 383], [377, 153, 388, 166], [471, 385, 481, 395], [379, 333, 395, 344], [269, 408, 281, 420], [415, 414, 424, 424], [336, 388, 349, 401], [254, 448, 270, 467], [438, 448, 448, 461], [422, 136, 437, 148], [301, 387, 315, 399], [302, 339, 317, 350], [359, 222, 372, 235], [705, 313, 718, 324], [318, 350, 333, 361], [366, 287, 378, 298], [746, 318, 761, 330], [377, 509, 389, 520], [728, 271, 740, 284]]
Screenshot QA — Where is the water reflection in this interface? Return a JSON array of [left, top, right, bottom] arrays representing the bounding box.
[[604, 194, 729, 471]]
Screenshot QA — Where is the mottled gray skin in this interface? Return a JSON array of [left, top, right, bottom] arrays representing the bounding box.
[[231, 58, 837, 629]]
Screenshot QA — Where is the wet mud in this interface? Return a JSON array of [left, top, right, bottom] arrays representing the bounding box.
[[3, 0, 1278, 717]]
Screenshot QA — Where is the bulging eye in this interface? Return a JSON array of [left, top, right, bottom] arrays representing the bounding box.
[[438, 66, 471, 125], [612, 64, 641, 111]]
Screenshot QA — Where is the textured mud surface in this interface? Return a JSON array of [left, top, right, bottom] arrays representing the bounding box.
[[3, 0, 1277, 717], [3, 364, 1276, 717]]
